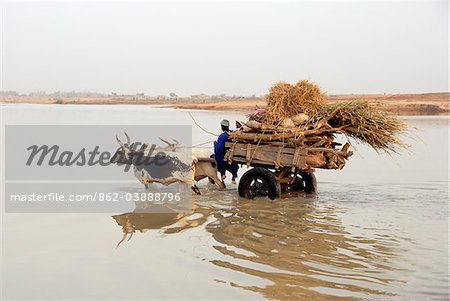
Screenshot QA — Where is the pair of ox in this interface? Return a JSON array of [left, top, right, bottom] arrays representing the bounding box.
[[110, 133, 225, 194]]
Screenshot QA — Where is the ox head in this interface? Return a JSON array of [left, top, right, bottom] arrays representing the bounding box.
[[110, 132, 134, 165], [110, 133, 161, 166], [158, 137, 180, 152]]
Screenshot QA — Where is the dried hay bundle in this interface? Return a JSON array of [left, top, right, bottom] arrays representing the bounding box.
[[321, 101, 408, 153], [266, 80, 326, 124], [247, 80, 408, 155]]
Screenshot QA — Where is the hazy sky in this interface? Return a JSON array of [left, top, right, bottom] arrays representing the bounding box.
[[1, 0, 448, 96]]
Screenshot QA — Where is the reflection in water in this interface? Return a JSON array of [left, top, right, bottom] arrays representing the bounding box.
[[112, 189, 413, 300], [112, 200, 210, 246], [113, 212, 179, 246], [204, 195, 402, 300]]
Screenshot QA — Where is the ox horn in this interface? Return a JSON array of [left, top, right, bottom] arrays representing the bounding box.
[[159, 137, 172, 146], [116, 134, 126, 152], [124, 132, 131, 144]]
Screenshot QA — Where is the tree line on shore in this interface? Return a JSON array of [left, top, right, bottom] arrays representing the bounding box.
[[0, 90, 261, 101]]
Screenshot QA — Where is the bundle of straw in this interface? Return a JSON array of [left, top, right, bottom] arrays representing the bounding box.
[[321, 101, 408, 153], [266, 80, 326, 124], [252, 80, 408, 154]]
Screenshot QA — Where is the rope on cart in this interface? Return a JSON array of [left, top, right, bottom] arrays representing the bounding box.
[[188, 112, 218, 137], [189, 140, 215, 148]]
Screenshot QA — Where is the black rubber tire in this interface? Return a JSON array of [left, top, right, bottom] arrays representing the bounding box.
[[284, 175, 304, 192], [281, 172, 317, 193], [238, 167, 281, 200], [301, 172, 317, 194]]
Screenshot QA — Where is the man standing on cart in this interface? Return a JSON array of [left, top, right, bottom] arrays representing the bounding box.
[[214, 119, 239, 184]]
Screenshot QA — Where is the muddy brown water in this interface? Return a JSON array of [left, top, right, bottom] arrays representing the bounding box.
[[1, 105, 448, 300]]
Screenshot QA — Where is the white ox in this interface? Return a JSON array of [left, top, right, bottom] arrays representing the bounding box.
[[110, 133, 225, 194]]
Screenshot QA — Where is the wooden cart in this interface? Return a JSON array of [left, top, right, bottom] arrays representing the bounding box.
[[224, 141, 352, 199]]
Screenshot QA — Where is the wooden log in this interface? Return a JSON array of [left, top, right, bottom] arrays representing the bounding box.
[[236, 121, 253, 132], [226, 142, 297, 155], [310, 136, 333, 147], [229, 154, 327, 169], [229, 124, 347, 142], [245, 120, 303, 133], [305, 154, 327, 167], [306, 147, 352, 158], [246, 120, 278, 132], [341, 142, 351, 154], [229, 131, 297, 141], [227, 145, 327, 169]]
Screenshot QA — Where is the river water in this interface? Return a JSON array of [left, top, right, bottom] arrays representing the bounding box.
[[1, 104, 448, 300]]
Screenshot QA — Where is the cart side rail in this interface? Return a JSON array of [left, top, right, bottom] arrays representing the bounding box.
[[225, 141, 352, 171]]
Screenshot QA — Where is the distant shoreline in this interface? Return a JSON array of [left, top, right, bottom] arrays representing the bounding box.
[[1, 92, 448, 116]]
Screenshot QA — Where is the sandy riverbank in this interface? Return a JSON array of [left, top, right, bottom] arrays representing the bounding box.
[[172, 93, 449, 115], [1, 92, 448, 116]]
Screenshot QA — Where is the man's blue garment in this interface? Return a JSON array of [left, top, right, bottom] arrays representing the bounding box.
[[214, 132, 239, 177], [214, 132, 229, 164]]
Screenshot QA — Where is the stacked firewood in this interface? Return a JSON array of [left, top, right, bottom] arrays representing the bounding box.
[[227, 115, 353, 171], [225, 81, 408, 171]]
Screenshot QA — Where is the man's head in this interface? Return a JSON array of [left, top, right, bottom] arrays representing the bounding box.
[[221, 119, 230, 132]]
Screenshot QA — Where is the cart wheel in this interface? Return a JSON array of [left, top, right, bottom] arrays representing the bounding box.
[[238, 167, 281, 200], [301, 172, 317, 194], [283, 172, 317, 194]]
